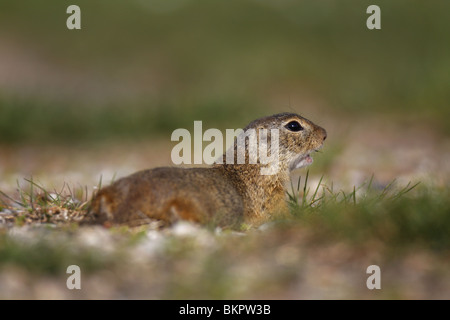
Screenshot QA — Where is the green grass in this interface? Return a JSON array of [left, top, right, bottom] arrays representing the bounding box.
[[286, 172, 450, 251], [0, 0, 449, 144], [0, 232, 113, 275], [0, 96, 264, 144]]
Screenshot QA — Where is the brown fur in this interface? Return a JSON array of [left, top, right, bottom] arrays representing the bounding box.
[[89, 113, 327, 228]]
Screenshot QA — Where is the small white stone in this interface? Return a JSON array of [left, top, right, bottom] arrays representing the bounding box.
[[130, 231, 166, 261], [171, 221, 201, 237], [258, 221, 276, 231]]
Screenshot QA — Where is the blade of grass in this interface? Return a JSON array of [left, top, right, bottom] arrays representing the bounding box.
[[23, 177, 50, 199], [16, 179, 29, 209], [352, 185, 356, 205], [110, 172, 117, 184], [29, 176, 34, 212], [302, 170, 310, 207], [98, 175, 103, 190], [310, 175, 324, 206], [389, 181, 421, 201], [0, 189, 25, 207], [378, 178, 397, 200], [367, 174, 374, 193]]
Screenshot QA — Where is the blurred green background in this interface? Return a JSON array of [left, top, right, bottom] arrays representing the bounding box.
[[0, 0, 449, 144]]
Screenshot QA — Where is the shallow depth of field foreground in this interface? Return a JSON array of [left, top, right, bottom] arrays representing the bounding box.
[[0, 1, 449, 299]]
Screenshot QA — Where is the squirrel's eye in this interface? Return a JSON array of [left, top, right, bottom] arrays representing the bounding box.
[[285, 121, 303, 132]]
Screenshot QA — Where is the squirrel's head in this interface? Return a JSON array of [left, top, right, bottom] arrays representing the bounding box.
[[241, 112, 327, 174]]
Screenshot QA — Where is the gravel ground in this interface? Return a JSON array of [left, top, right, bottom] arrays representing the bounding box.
[[0, 119, 449, 299], [1, 221, 449, 299]]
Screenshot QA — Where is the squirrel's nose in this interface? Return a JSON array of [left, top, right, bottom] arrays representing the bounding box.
[[322, 128, 327, 141]]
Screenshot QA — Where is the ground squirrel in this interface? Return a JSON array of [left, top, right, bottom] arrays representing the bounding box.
[[89, 112, 327, 228]]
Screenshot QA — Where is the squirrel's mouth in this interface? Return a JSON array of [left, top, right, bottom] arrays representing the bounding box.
[[290, 153, 314, 171]]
